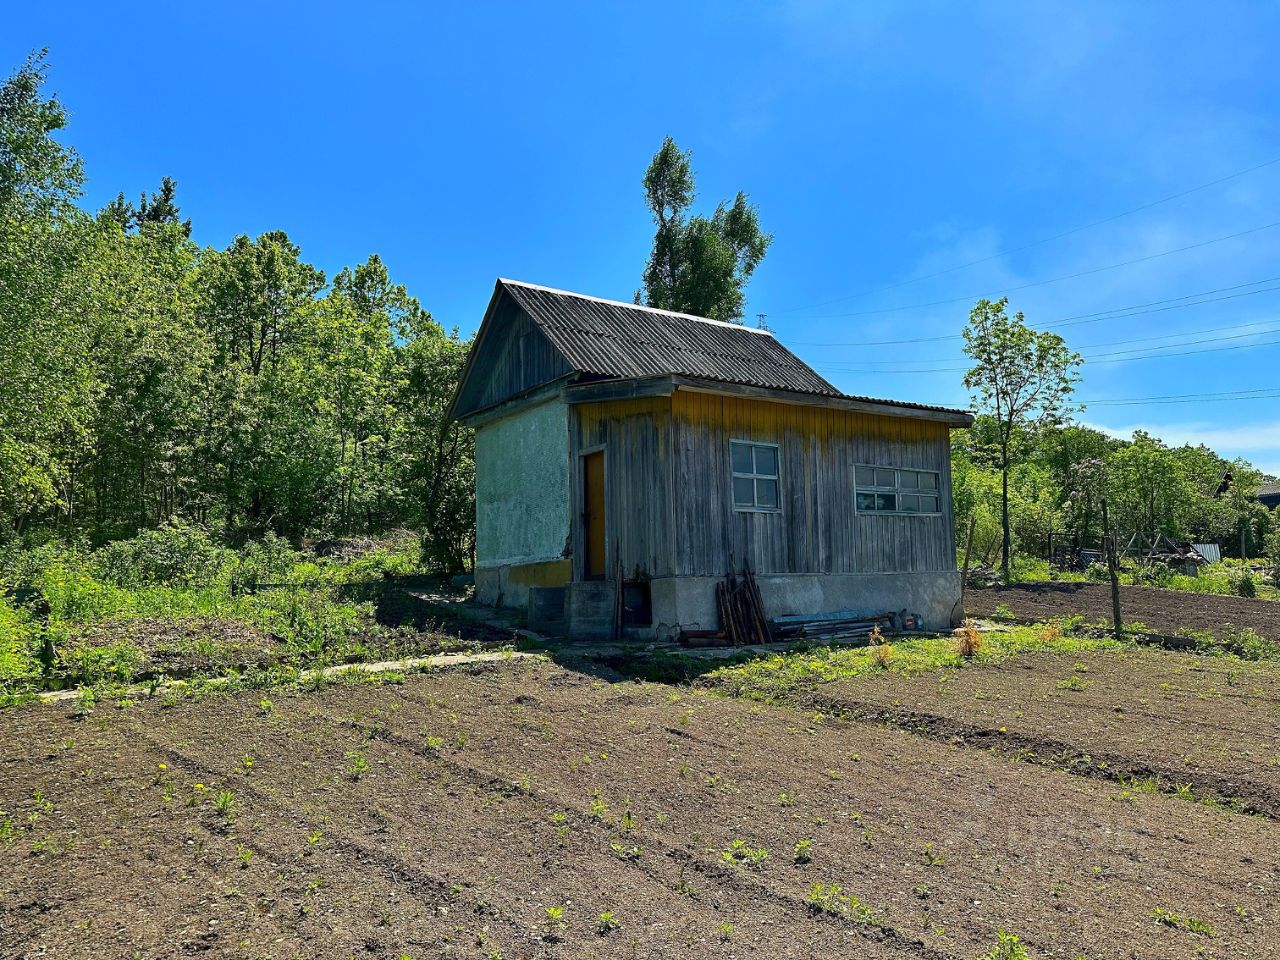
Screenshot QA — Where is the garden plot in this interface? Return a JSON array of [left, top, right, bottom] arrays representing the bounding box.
[[967, 582, 1280, 640], [3, 658, 1277, 959], [802, 645, 1280, 817]]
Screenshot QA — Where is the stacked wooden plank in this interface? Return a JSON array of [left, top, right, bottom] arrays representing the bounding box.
[[770, 609, 895, 642], [715, 567, 773, 646]]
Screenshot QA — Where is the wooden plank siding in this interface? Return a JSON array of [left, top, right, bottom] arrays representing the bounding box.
[[569, 391, 956, 583], [670, 390, 955, 577], [452, 293, 573, 420], [570, 397, 676, 581]]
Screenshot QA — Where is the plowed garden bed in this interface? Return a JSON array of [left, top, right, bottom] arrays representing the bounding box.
[[967, 582, 1280, 640], [798, 646, 1280, 818], [2, 657, 1277, 959]]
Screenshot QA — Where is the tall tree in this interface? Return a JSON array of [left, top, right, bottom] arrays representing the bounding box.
[[639, 137, 771, 323], [0, 49, 82, 211], [963, 297, 1081, 579], [194, 231, 325, 537], [0, 50, 98, 533]]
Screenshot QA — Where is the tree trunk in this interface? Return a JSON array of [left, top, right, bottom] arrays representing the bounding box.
[[1000, 445, 1012, 582]]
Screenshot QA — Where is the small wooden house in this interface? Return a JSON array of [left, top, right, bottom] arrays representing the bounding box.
[[449, 279, 974, 639]]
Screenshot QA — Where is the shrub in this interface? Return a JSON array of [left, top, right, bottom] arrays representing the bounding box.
[[1008, 556, 1051, 582], [0, 598, 41, 685], [1084, 561, 1110, 582], [1212, 625, 1278, 662], [229, 533, 299, 594], [954, 619, 983, 658], [1232, 571, 1257, 598], [94, 521, 229, 588]]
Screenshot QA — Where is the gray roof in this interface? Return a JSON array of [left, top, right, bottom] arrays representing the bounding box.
[[500, 279, 842, 397], [1259, 481, 1280, 504]]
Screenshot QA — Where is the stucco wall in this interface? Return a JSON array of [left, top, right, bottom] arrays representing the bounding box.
[[475, 399, 570, 604]]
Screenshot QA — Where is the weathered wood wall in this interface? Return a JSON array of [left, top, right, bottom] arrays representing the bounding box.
[[569, 390, 956, 581], [570, 396, 675, 580], [453, 293, 572, 419], [670, 390, 955, 576]]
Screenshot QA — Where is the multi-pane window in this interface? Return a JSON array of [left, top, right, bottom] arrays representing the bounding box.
[[730, 440, 780, 511], [855, 465, 941, 514]]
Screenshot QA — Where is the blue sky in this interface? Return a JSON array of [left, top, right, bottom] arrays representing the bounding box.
[[8, 2, 1280, 474]]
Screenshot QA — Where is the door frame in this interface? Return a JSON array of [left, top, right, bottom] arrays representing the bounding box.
[[576, 444, 607, 582]]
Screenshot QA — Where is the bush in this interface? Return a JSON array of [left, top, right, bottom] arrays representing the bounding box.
[[94, 521, 230, 588], [1084, 561, 1110, 582], [229, 533, 300, 594], [1212, 625, 1277, 661], [1008, 556, 1051, 582], [0, 598, 41, 684], [1233, 571, 1257, 598]]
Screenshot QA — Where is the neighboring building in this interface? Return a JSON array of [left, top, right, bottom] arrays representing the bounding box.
[[1259, 482, 1280, 510], [448, 279, 974, 639]]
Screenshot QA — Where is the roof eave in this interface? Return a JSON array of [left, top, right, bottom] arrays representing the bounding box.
[[564, 374, 973, 426]]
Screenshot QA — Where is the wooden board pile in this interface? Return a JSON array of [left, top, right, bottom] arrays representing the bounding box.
[[715, 567, 772, 646], [769, 609, 896, 642]]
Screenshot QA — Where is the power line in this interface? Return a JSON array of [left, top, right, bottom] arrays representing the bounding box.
[[1086, 389, 1280, 407], [788, 275, 1280, 347], [809, 318, 1280, 367], [903, 386, 1280, 410], [774, 153, 1280, 316], [815, 331, 1280, 374], [783, 220, 1280, 322]]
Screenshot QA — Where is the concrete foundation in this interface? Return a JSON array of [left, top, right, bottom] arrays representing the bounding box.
[[481, 569, 961, 641], [565, 581, 617, 639], [475, 559, 571, 609], [649, 571, 961, 639]]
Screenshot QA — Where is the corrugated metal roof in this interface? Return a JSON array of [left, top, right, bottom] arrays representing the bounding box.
[[500, 279, 842, 397], [498, 280, 970, 418]]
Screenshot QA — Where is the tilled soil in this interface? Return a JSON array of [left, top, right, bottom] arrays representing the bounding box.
[[967, 582, 1280, 640], [63, 617, 283, 678], [805, 647, 1280, 818], [2, 659, 1277, 959]]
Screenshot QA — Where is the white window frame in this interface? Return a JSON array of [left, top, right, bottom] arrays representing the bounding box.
[[730, 439, 781, 513], [854, 464, 942, 516]]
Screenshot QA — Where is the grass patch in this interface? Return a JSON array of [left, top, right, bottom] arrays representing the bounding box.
[[702, 622, 1118, 703], [0, 526, 472, 704]]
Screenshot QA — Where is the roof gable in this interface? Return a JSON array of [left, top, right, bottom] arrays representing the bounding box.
[[449, 287, 574, 420], [499, 279, 840, 396]]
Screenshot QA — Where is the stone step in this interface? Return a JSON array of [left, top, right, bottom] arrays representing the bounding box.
[[565, 581, 618, 639]]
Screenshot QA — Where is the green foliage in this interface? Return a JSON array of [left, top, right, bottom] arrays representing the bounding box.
[[639, 137, 771, 323], [980, 930, 1031, 960], [0, 528, 442, 703], [0, 54, 474, 560], [703, 623, 1118, 703], [963, 298, 1082, 579]]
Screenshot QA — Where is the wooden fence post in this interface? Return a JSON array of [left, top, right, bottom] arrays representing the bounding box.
[[959, 514, 977, 616], [1101, 496, 1123, 643]]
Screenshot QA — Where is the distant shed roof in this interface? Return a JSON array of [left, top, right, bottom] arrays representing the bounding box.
[[1259, 481, 1280, 508], [499, 279, 841, 397]]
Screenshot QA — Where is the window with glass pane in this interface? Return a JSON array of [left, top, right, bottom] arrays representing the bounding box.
[[854, 464, 942, 515], [730, 440, 781, 511]]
